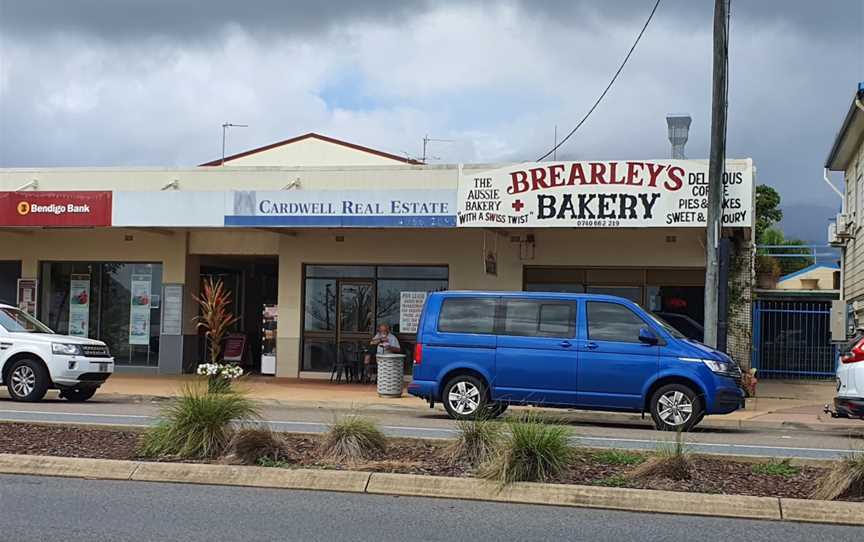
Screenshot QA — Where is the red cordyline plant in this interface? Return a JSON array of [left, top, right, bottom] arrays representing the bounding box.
[[193, 277, 239, 366]]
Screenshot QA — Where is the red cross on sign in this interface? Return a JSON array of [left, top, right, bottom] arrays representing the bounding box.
[[512, 199, 525, 212]]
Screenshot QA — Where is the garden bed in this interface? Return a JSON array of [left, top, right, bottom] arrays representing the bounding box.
[[0, 422, 832, 500]]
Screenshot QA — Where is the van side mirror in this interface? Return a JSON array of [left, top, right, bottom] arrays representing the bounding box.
[[638, 327, 658, 345]]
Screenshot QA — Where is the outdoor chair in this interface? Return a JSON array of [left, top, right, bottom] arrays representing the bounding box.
[[332, 342, 361, 383]]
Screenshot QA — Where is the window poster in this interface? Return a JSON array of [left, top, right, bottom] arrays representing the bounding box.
[[68, 274, 91, 337], [129, 274, 152, 345], [16, 279, 37, 317], [399, 291, 428, 334]]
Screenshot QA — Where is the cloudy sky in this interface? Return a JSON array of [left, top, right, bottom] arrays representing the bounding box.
[[0, 0, 862, 240]]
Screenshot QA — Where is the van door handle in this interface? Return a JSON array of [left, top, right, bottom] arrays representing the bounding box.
[[559, 341, 572, 348], [586, 342, 599, 350]]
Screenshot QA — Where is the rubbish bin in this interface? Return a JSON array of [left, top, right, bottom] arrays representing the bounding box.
[[376, 353, 406, 398]]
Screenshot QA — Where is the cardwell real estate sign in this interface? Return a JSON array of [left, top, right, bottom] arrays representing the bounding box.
[[0, 191, 112, 227], [457, 159, 753, 228]]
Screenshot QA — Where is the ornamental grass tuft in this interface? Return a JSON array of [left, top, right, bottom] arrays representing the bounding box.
[[318, 413, 387, 464], [227, 427, 288, 466], [627, 429, 691, 481], [812, 452, 864, 501], [479, 412, 572, 484], [445, 414, 503, 466], [139, 384, 260, 460]]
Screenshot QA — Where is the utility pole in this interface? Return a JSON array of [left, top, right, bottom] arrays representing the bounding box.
[[704, 0, 729, 349]]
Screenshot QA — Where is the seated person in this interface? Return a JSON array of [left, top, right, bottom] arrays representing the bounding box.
[[364, 323, 400, 376]]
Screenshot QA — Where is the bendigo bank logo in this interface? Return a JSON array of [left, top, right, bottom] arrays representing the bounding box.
[[16, 201, 30, 216]]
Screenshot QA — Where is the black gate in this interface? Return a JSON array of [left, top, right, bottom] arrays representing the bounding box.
[[752, 299, 837, 379]]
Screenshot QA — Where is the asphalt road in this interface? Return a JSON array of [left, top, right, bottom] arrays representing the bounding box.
[[1, 474, 861, 542], [1, 393, 863, 460]]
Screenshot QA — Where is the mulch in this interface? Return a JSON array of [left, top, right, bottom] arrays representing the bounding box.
[[0, 422, 833, 500]]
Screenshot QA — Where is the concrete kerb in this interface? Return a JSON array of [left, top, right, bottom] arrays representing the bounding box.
[[2, 454, 864, 526]]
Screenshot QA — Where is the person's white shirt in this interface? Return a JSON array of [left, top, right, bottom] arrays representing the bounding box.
[[374, 332, 400, 355]]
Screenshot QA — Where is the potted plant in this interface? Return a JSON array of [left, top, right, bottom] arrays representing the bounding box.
[[755, 255, 781, 289], [193, 277, 242, 393]]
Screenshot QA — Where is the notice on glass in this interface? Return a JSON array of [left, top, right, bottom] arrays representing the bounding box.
[[161, 284, 183, 336], [399, 291, 428, 334], [129, 274, 152, 345], [16, 279, 37, 317], [68, 274, 91, 337]]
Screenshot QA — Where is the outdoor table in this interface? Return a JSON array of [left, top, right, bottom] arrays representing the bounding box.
[[376, 353, 406, 398]]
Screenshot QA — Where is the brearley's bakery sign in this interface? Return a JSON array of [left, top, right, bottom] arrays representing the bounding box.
[[457, 159, 753, 228]]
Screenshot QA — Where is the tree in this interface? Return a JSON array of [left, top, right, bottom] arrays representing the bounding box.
[[758, 227, 813, 276], [755, 185, 783, 242]]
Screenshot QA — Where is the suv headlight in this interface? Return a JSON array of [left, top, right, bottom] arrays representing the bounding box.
[[52, 343, 82, 356], [680, 357, 739, 376]]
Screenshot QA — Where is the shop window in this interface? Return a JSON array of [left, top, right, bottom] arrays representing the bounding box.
[[586, 286, 643, 305], [301, 265, 448, 372], [305, 265, 375, 278], [40, 262, 162, 366]]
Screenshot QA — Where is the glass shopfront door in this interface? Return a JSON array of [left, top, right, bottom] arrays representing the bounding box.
[[302, 265, 448, 373]]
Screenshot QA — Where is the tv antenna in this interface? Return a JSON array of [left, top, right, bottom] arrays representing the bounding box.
[[221, 122, 249, 165], [421, 134, 453, 163]]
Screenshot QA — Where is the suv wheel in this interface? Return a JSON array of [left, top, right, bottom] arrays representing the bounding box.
[[59, 387, 97, 402], [6, 358, 49, 402], [649, 383, 703, 432], [442, 375, 488, 420]]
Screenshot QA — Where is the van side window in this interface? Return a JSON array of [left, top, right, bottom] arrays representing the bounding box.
[[502, 299, 576, 338], [438, 298, 496, 334], [587, 302, 646, 343]]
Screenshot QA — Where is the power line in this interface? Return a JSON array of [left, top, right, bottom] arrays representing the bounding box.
[[536, 0, 662, 162]]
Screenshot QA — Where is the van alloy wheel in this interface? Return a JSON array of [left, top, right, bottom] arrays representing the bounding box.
[[448, 381, 481, 415], [10, 365, 36, 397], [657, 390, 693, 426]]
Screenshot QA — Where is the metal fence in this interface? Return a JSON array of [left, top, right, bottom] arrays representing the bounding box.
[[752, 299, 837, 379]]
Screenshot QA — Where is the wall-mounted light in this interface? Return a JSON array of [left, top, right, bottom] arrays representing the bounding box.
[[15, 179, 38, 191], [282, 178, 301, 190], [161, 179, 180, 191]]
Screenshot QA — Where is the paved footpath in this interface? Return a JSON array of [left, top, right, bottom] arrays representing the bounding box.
[[1, 474, 862, 542], [2, 387, 863, 460]]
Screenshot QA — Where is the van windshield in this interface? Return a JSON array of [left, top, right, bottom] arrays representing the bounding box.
[[0, 307, 53, 334], [647, 312, 686, 340]]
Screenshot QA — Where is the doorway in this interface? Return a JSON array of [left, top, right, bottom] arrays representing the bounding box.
[[197, 256, 278, 374]]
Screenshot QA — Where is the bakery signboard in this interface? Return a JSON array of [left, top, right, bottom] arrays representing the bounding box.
[[456, 159, 753, 228], [0, 191, 112, 227]]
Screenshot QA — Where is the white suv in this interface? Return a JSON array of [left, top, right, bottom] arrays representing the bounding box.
[[0, 304, 114, 402], [827, 333, 864, 420]]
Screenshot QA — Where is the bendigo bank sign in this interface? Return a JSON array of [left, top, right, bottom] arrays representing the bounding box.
[[0, 191, 112, 227], [457, 159, 753, 228]]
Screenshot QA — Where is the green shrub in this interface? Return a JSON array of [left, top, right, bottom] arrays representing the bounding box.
[[139, 385, 260, 459], [227, 427, 287, 465], [751, 458, 800, 477], [593, 449, 645, 466], [318, 413, 387, 463], [479, 413, 572, 484], [446, 416, 503, 466], [812, 452, 864, 501], [628, 430, 691, 481]]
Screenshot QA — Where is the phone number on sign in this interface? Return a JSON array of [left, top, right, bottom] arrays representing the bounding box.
[[567, 219, 622, 227]]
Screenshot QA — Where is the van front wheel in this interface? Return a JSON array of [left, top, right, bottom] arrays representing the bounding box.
[[442, 375, 488, 420], [649, 383, 703, 432]]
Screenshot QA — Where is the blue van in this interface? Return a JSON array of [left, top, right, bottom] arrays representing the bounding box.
[[408, 291, 744, 431]]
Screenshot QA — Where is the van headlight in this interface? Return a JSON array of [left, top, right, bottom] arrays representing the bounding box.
[[52, 343, 82, 356], [680, 357, 739, 376]]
